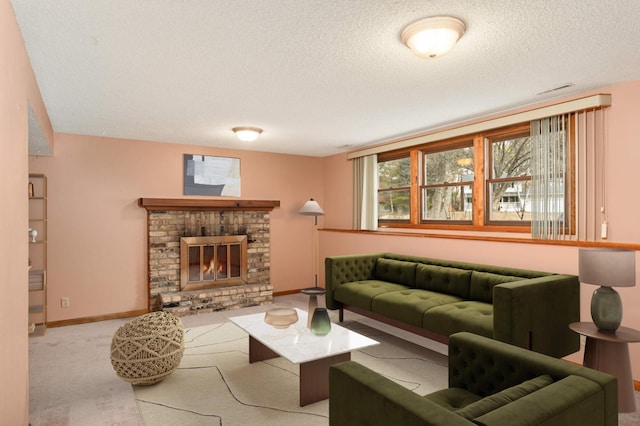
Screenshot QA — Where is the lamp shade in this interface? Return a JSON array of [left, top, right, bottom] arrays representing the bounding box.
[[579, 248, 636, 287], [299, 198, 324, 216]]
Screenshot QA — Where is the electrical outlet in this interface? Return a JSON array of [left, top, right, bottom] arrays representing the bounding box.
[[61, 297, 70, 308]]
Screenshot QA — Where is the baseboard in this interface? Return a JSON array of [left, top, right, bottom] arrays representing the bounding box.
[[273, 289, 305, 296], [47, 309, 148, 328]]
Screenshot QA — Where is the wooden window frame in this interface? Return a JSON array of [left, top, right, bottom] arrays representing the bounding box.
[[376, 122, 575, 233], [484, 124, 532, 227], [377, 151, 412, 224], [419, 138, 475, 225]]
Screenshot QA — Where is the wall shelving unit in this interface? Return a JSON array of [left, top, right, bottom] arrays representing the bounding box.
[[28, 173, 47, 336]]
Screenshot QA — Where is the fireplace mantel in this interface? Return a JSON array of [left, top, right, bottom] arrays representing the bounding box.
[[138, 198, 280, 211]]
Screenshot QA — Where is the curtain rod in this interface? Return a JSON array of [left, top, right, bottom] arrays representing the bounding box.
[[346, 93, 612, 159]]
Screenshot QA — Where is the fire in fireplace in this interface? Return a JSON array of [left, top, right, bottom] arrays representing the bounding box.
[[180, 235, 248, 291]]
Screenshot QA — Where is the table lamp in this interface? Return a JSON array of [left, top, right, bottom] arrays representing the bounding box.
[[578, 248, 636, 333]]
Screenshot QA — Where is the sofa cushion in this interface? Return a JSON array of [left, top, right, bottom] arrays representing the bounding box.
[[423, 301, 493, 338], [455, 374, 554, 420], [415, 264, 472, 298], [473, 375, 602, 426], [371, 290, 463, 327], [423, 387, 482, 410], [333, 280, 410, 311], [469, 271, 522, 303], [374, 258, 417, 287]]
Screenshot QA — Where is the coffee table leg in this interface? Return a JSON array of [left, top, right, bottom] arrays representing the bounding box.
[[249, 336, 279, 363], [299, 352, 350, 406]]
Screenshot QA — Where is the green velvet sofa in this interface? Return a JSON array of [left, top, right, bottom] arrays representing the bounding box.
[[325, 253, 580, 358], [329, 332, 617, 426]]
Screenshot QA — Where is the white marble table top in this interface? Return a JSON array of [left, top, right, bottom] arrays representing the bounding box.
[[229, 308, 379, 364]]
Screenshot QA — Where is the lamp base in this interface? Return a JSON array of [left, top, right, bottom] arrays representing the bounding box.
[[591, 286, 622, 333]]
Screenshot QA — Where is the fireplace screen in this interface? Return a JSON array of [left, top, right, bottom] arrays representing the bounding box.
[[180, 236, 247, 291]]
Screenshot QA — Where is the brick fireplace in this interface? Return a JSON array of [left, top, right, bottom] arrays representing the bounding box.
[[138, 198, 280, 317]]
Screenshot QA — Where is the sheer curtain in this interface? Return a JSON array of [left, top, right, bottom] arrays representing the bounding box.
[[352, 155, 378, 230], [530, 114, 570, 239]]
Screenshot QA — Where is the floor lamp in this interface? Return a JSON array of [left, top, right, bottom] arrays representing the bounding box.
[[299, 198, 325, 327]]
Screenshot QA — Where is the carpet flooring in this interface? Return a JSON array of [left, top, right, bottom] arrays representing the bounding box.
[[134, 319, 448, 425]]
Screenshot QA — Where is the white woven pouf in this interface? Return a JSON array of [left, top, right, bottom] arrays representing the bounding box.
[[110, 311, 184, 385]]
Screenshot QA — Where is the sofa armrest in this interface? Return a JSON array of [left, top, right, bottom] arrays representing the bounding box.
[[492, 274, 580, 357], [329, 361, 473, 426], [324, 253, 382, 310]]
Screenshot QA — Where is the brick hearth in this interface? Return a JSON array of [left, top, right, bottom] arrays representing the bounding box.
[[139, 198, 280, 317]]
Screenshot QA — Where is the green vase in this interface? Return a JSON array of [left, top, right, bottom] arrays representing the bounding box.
[[591, 286, 622, 333], [310, 308, 331, 336]]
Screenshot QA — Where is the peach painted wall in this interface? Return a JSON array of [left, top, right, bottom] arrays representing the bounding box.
[[319, 80, 640, 380], [28, 134, 325, 322], [1, 0, 53, 422]]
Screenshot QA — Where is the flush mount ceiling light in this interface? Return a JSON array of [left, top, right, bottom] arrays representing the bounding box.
[[232, 127, 263, 142], [401, 16, 465, 59]]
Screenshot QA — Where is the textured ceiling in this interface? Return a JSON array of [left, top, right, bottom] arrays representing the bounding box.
[[12, 0, 640, 157]]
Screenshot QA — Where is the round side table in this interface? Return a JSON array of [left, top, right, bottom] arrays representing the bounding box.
[[569, 321, 640, 413], [301, 287, 326, 328]]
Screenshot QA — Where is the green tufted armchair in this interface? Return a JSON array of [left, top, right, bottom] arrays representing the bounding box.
[[329, 332, 617, 426]]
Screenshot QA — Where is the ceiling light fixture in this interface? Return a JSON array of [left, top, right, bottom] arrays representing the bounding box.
[[401, 16, 465, 59], [232, 127, 263, 142]]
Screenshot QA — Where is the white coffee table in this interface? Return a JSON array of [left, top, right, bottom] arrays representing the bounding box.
[[229, 308, 379, 406]]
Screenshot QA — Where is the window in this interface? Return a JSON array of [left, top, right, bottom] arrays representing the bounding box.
[[377, 155, 411, 221], [375, 122, 574, 233], [420, 142, 474, 223], [486, 129, 532, 225]]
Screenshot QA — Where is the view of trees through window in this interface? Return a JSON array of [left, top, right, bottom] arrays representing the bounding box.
[[421, 145, 474, 221], [378, 156, 410, 220], [488, 132, 533, 222], [375, 123, 569, 230]]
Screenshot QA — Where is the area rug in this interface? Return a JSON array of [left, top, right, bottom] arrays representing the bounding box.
[[133, 319, 448, 425]]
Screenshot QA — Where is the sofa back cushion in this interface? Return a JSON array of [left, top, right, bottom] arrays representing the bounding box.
[[415, 264, 472, 298], [374, 258, 417, 287], [455, 374, 554, 420], [470, 271, 522, 303]]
